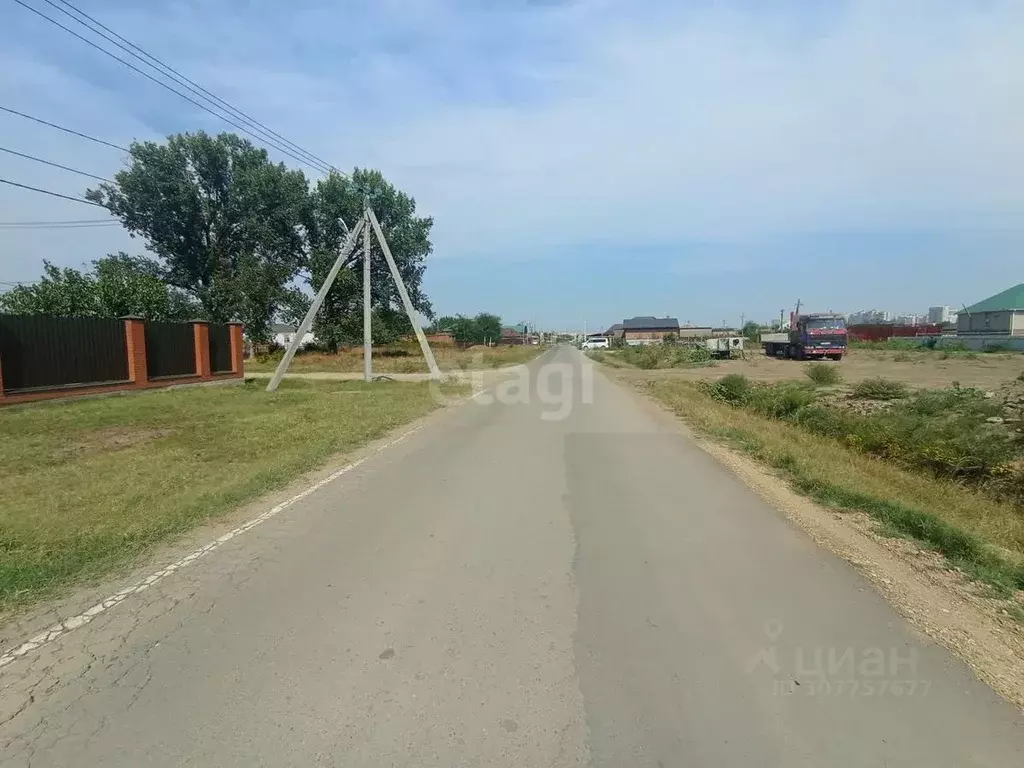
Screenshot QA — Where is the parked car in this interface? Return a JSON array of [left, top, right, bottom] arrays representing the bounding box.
[[581, 336, 610, 350]]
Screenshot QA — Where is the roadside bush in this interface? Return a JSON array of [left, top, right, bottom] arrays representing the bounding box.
[[700, 376, 1022, 500], [851, 378, 909, 400], [805, 363, 842, 386], [703, 373, 752, 405], [748, 383, 817, 419], [621, 343, 712, 369]]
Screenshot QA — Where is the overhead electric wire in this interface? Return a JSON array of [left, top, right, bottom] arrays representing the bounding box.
[[13, 0, 335, 176], [0, 177, 104, 206], [0, 218, 112, 225], [0, 145, 115, 183], [44, 0, 342, 176], [0, 105, 129, 153], [0, 221, 119, 229]]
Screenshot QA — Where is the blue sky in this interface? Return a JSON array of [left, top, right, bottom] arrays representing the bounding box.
[[1, 0, 1022, 330]]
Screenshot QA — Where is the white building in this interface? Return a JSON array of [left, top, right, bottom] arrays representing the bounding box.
[[894, 313, 924, 326], [272, 323, 315, 348], [928, 306, 955, 324], [848, 309, 892, 325]]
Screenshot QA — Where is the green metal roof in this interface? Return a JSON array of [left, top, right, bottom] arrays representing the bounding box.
[[965, 283, 1024, 313]]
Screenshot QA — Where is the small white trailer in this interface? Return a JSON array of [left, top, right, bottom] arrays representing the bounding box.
[[704, 336, 744, 358]]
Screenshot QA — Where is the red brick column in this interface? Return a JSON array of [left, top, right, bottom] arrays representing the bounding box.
[[122, 316, 148, 387], [228, 322, 245, 375], [192, 321, 211, 380]]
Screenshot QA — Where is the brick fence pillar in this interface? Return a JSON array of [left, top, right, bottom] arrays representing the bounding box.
[[122, 316, 148, 387], [228, 322, 245, 376], [192, 321, 211, 380]]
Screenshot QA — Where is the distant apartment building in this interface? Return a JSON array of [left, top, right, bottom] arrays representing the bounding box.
[[847, 309, 892, 325], [928, 306, 955, 324], [894, 313, 924, 326]]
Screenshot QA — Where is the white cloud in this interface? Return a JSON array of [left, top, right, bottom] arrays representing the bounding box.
[[1, 0, 1022, 283]]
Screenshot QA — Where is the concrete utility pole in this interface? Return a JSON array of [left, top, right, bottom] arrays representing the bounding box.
[[363, 204, 372, 383], [268, 202, 443, 391], [267, 215, 366, 393], [367, 207, 440, 378]]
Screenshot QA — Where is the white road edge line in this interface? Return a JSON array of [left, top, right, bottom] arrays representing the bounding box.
[[0, 416, 437, 670]]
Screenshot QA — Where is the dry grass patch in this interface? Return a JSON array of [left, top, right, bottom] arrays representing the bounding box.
[[642, 379, 1024, 596]]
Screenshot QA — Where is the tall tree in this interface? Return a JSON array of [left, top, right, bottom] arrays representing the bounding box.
[[85, 131, 309, 341], [0, 254, 196, 320], [306, 169, 433, 349]]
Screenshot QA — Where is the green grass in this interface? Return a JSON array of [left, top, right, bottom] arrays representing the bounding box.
[[643, 379, 1024, 596], [617, 342, 714, 369], [851, 377, 910, 400], [805, 362, 842, 386], [0, 378, 465, 614]]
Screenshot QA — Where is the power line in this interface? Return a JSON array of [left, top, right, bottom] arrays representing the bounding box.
[[0, 177, 104, 206], [0, 145, 115, 183], [0, 221, 119, 229], [0, 218, 112, 225], [13, 0, 335, 176], [0, 105, 129, 152], [45, 0, 342, 176]]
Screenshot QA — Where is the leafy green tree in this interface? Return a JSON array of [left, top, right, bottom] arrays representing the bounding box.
[[306, 169, 433, 349], [743, 320, 761, 341], [85, 131, 309, 341], [0, 254, 196, 320], [473, 313, 502, 344], [429, 312, 503, 344]]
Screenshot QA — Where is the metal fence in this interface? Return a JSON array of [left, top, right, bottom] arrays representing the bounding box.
[[208, 323, 233, 373], [0, 314, 129, 392], [145, 321, 196, 378]]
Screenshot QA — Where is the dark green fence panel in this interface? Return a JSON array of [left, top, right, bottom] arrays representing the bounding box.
[[208, 324, 232, 373], [0, 314, 129, 392], [145, 321, 195, 378]]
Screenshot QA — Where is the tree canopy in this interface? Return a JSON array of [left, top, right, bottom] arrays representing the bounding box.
[[0, 254, 196, 320], [86, 131, 309, 341], [431, 313, 503, 345], [2, 132, 436, 344], [307, 169, 434, 349]]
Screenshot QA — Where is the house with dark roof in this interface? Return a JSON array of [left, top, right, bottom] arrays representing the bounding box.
[[621, 316, 680, 344], [958, 283, 1024, 336], [602, 323, 625, 339]]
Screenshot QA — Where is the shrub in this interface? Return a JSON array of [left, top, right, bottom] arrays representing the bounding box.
[[805, 363, 841, 386], [749, 383, 817, 419], [851, 378, 909, 400], [621, 342, 712, 369], [704, 373, 752, 404], [892, 352, 912, 362]]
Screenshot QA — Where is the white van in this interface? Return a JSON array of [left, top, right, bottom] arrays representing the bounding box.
[[581, 336, 610, 350]]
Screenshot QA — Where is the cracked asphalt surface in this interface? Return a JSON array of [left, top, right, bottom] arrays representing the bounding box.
[[2, 347, 1023, 766]]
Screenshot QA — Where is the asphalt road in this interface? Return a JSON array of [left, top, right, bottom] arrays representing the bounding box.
[[2, 346, 1023, 766]]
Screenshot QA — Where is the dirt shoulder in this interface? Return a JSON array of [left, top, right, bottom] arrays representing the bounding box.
[[607, 366, 1024, 710]]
